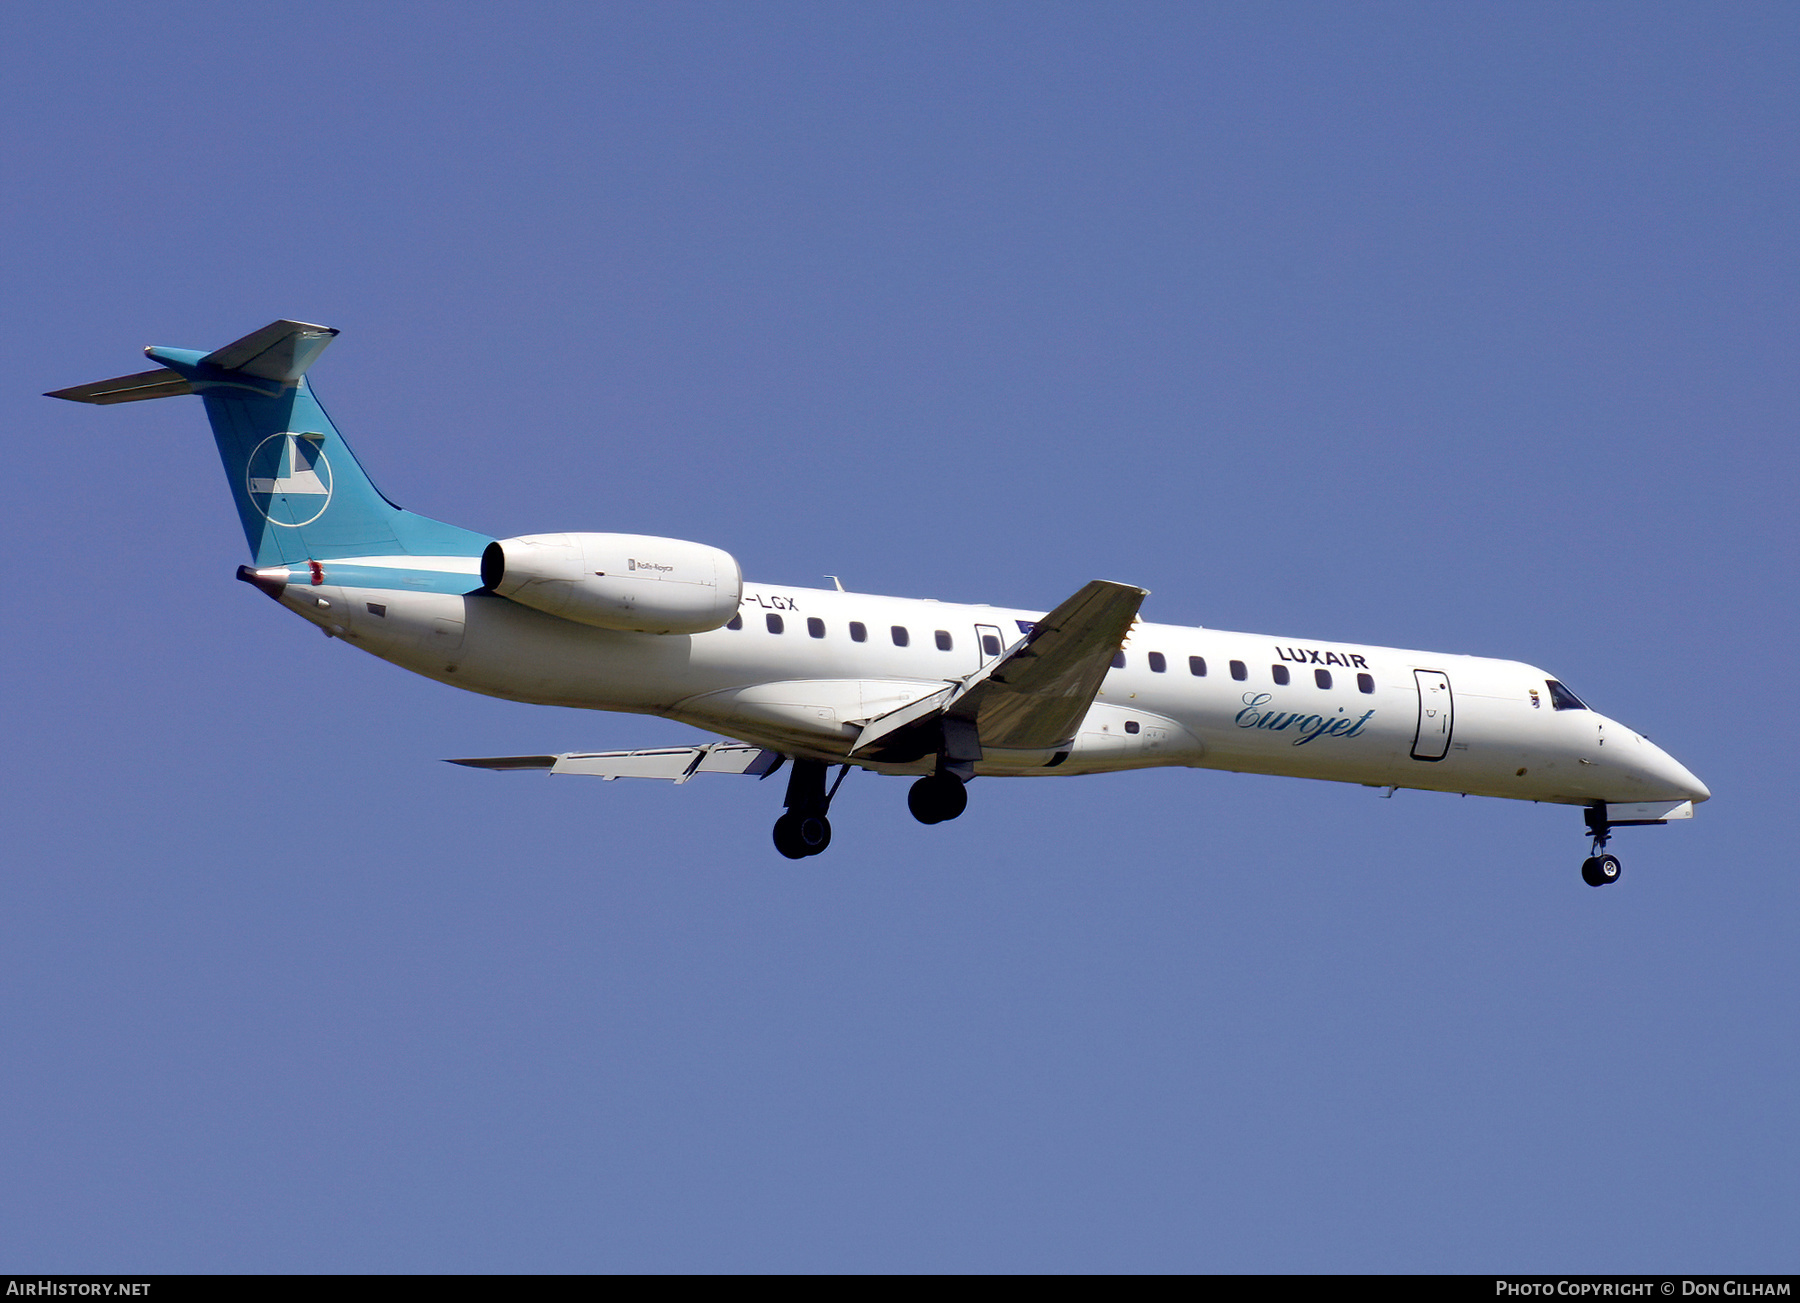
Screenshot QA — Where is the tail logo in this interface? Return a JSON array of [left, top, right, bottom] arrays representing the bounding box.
[[246, 432, 334, 527]]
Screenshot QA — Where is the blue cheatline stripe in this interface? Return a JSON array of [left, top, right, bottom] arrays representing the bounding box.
[[283, 564, 483, 595]]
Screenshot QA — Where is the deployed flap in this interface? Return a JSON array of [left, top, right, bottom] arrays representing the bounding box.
[[45, 367, 194, 404], [950, 579, 1146, 750], [849, 579, 1147, 758], [849, 684, 957, 757], [449, 743, 781, 784], [203, 319, 339, 381]]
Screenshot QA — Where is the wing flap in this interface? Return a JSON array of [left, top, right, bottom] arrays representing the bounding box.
[[849, 685, 957, 757]]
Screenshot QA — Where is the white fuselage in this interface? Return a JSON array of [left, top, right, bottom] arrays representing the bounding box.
[[271, 559, 1709, 811]]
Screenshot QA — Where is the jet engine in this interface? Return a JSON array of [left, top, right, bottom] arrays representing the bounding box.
[[481, 532, 743, 634]]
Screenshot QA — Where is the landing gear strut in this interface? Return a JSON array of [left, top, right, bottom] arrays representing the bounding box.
[[1581, 806, 1622, 887], [772, 759, 848, 860]]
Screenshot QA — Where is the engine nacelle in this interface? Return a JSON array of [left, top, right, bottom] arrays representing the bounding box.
[[481, 532, 743, 634]]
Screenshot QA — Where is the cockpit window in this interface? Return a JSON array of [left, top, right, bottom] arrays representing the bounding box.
[[1546, 679, 1588, 711]]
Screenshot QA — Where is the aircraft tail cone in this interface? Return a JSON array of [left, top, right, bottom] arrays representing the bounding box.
[[237, 564, 288, 600]]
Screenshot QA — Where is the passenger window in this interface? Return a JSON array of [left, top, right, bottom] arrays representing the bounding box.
[[982, 634, 1001, 657], [1148, 652, 1167, 673], [1189, 656, 1207, 677], [1314, 668, 1331, 689], [1124, 720, 1141, 735], [807, 617, 825, 638], [1546, 679, 1588, 711], [849, 621, 867, 643], [765, 613, 783, 634], [935, 630, 953, 651], [726, 614, 743, 630], [1271, 664, 1290, 686], [1112, 652, 1126, 669], [1230, 660, 1247, 681], [1357, 672, 1375, 694], [891, 626, 909, 647]]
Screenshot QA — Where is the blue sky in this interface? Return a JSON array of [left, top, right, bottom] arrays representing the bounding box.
[[3, 1, 1795, 1272]]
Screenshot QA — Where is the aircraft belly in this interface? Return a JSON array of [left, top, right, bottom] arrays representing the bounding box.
[[275, 581, 464, 661], [674, 679, 950, 748], [302, 587, 738, 712], [1046, 703, 1205, 774]]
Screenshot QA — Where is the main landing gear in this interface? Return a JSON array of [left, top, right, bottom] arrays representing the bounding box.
[[907, 771, 968, 825], [770, 757, 974, 857], [909, 719, 976, 827], [1581, 806, 1622, 887], [772, 758, 850, 860]]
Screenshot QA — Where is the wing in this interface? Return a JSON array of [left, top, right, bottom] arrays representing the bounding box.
[[449, 743, 782, 783], [852, 579, 1147, 758]]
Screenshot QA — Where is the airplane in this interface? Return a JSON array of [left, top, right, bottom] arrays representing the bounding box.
[[47, 320, 1710, 883]]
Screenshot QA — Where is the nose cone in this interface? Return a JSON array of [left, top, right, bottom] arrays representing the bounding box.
[[1641, 738, 1710, 803]]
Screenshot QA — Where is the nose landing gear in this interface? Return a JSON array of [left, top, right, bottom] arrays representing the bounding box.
[[1581, 853, 1622, 886], [1581, 806, 1622, 887]]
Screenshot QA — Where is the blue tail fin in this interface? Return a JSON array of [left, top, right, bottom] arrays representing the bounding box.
[[47, 320, 489, 566]]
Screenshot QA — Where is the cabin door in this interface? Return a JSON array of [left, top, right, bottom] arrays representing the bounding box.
[[975, 623, 1007, 668], [1411, 669, 1454, 761]]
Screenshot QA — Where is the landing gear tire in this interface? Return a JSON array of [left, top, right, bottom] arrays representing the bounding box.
[[908, 774, 968, 825], [1581, 853, 1621, 887], [773, 812, 832, 859]]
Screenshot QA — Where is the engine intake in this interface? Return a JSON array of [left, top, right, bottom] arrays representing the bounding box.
[[482, 533, 743, 634]]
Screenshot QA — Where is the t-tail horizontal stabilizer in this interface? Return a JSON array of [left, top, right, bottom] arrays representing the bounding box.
[[45, 320, 338, 404], [43, 368, 195, 405], [449, 743, 783, 783]]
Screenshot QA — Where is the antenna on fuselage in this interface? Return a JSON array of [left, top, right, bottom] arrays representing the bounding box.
[[824, 575, 847, 592]]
